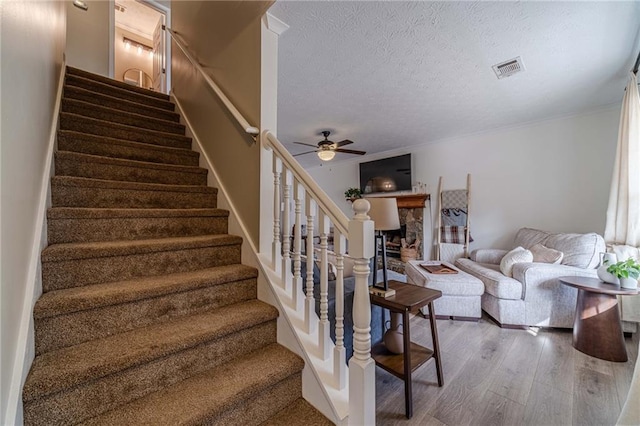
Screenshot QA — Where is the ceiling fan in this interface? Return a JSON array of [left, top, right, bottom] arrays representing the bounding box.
[[293, 131, 366, 161]]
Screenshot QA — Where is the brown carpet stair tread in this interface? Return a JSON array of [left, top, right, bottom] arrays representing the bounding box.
[[57, 130, 198, 165], [23, 300, 278, 401], [63, 85, 180, 122], [59, 113, 191, 149], [55, 151, 207, 177], [47, 207, 228, 220], [65, 73, 174, 111], [260, 398, 333, 426], [34, 264, 257, 319], [78, 344, 303, 426], [67, 66, 170, 101], [42, 234, 242, 263], [61, 98, 185, 134], [51, 175, 216, 193]]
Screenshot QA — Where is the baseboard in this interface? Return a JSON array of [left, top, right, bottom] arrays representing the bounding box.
[[4, 61, 66, 426]]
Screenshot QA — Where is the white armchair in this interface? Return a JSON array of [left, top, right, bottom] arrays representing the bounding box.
[[455, 228, 605, 328]]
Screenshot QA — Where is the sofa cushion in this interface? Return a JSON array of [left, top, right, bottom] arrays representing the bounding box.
[[530, 243, 563, 264], [545, 232, 604, 269], [514, 228, 550, 249], [456, 258, 523, 300], [500, 247, 534, 277]]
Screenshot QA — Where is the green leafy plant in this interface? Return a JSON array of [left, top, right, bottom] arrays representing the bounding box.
[[607, 258, 640, 280], [344, 187, 362, 200]]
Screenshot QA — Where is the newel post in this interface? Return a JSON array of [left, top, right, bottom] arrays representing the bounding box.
[[348, 199, 375, 426]]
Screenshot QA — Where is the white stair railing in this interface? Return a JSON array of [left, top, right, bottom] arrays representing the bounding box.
[[165, 25, 376, 422], [262, 130, 376, 425]]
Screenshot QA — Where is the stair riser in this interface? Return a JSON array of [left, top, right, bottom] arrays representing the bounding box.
[[62, 99, 185, 135], [208, 373, 302, 426], [48, 215, 228, 244], [58, 132, 199, 166], [65, 74, 173, 110], [60, 114, 191, 150], [51, 184, 217, 209], [42, 243, 241, 292], [55, 155, 207, 186], [25, 321, 277, 426], [64, 86, 180, 122], [36, 278, 256, 354]]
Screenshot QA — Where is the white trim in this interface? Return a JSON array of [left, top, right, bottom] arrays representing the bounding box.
[[264, 12, 289, 36], [108, 0, 115, 78], [3, 61, 66, 426], [138, 0, 171, 94]]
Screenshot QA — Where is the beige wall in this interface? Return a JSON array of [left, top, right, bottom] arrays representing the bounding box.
[[66, 0, 109, 75], [171, 1, 273, 247], [0, 1, 66, 423], [115, 26, 153, 88]]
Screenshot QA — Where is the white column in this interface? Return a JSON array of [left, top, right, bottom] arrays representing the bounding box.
[[348, 199, 375, 426], [271, 155, 282, 273], [281, 167, 292, 291], [333, 231, 347, 390], [291, 180, 304, 311], [318, 211, 331, 360], [305, 197, 317, 334]]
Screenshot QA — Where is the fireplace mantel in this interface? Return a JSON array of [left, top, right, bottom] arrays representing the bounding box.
[[365, 193, 430, 209]]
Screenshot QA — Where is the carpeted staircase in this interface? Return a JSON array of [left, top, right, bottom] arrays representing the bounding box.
[[22, 66, 332, 426]]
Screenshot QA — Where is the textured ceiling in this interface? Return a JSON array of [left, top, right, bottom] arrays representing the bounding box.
[[115, 0, 162, 39], [269, 1, 640, 168]]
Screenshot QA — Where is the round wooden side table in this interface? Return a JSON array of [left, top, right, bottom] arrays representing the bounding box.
[[559, 276, 638, 362]]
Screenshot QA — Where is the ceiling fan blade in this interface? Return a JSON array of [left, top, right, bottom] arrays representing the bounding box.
[[293, 141, 319, 148], [293, 150, 317, 157], [334, 139, 354, 147], [335, 148, 366, 155]]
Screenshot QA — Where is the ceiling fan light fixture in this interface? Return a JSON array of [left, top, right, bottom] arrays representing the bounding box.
[[318, 150, 335, 161]]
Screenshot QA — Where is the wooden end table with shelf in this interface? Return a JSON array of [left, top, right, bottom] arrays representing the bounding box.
[[370, 280, 443, 419]]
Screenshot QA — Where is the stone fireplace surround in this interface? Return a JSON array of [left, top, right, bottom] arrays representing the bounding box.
[[366, 194, 429, 273]]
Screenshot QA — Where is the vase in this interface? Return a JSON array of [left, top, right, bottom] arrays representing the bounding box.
[[383, 313, 404, 354], [620, 277, 638, 290], [597, 252, 619, 285]]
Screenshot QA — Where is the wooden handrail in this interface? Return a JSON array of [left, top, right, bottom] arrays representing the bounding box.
[[263, 130, 349, 236], [165, 26, 259, 139]]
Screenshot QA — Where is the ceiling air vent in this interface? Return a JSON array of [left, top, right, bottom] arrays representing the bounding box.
[[492, 56, 525, 79]]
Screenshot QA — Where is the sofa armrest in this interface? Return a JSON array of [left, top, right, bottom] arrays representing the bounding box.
[[512, 262, 597, 284], [470, 249, 508, 264]]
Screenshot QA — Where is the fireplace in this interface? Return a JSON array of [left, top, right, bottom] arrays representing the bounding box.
[[369, 194, 429, 272]]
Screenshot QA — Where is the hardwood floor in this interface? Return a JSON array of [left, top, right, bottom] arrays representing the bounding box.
[[375, 314, 639, 425]]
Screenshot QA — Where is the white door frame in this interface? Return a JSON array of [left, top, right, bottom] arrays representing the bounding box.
[[109, 0, 171, 93]]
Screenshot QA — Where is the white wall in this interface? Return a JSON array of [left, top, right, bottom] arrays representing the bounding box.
[[0, 1, 66, 424], [66, 0, 109, 75], [308, 106, 621, 259]]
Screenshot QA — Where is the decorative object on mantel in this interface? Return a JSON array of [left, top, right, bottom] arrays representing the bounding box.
[[344, 187, 362, 202], [607, 258, 640, 289], [597, 252, 619, 284]]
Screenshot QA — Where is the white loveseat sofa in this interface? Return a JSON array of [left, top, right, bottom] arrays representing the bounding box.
[[455, 228, 605, 328]]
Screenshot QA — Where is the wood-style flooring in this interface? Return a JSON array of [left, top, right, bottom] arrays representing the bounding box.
[[375, 314, 638, 425]]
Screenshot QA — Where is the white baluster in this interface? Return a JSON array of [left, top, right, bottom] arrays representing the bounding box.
[[281, 167, 292, 291], [291, 180, 304, 310], [271, 155, 282, 273], [318, 211, 331, 360], [305, 197, 317, 334], [333, 231, 347, 390], [348, 199, 375, 426]]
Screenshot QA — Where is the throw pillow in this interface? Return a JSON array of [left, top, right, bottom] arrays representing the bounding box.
[[529, 243, 563, 264], [500, 246, 534, 277]]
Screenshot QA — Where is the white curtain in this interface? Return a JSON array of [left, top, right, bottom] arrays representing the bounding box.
[[604, 72, 640, 248]]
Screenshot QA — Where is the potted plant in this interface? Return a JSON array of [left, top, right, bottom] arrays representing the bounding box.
[[607, 258, 640, 289], [344, 187, 362, 202]]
